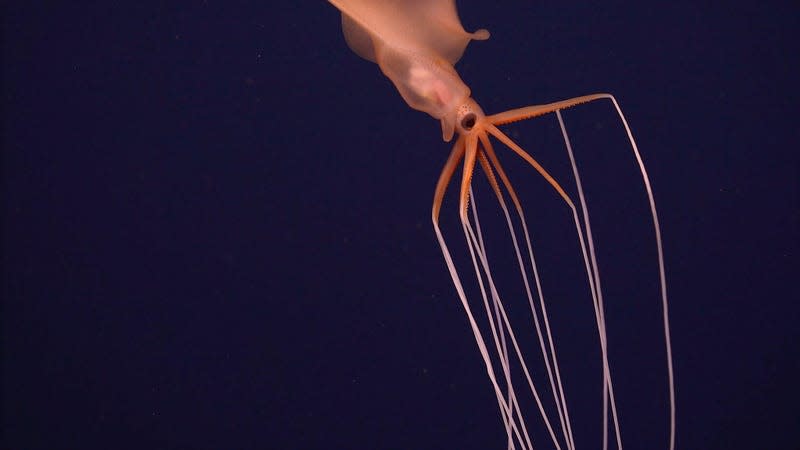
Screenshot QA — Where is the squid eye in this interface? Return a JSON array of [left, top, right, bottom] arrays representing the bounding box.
[[461, 113, 476, 130]]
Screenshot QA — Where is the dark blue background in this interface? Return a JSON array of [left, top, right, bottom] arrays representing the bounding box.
[[3, 1, 797, 449]]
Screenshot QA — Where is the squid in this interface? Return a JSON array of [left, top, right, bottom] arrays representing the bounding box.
[[325, 1, 676, 449]]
